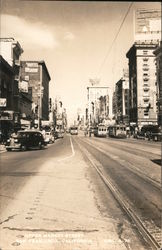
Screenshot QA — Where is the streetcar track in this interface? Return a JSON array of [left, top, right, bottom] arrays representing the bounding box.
[[79, 137, 161, 190], [74, 137, 161, 250], [90, 137, 161, 159]]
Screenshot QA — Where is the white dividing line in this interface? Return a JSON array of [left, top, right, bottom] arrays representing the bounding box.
[[70, 136, 75, 156], [57, 136, 75, 162]]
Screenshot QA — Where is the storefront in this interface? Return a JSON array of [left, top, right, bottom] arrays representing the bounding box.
[[0, 110, 20, 141]]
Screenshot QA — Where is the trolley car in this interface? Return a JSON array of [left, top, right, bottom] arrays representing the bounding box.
[[70, 126, 78, 135], [94, 124, 107, 137], [108, 125, 127, 138]]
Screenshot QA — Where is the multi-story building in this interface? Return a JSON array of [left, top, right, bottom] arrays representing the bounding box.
[[0, 56, 16, 139], [126, 42, 158, 128], [87, 86, 111, 127], [20, 61, 51, 128], [19, 88, 33, 129], [0, 38, 23, 138], [153, 41, 162, 127], [53, 97, 67, 132], [114, 77, 129, 125]]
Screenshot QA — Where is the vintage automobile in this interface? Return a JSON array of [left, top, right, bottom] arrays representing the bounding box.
[[44, 131, 55, 144], [6, 130, 47, 151]]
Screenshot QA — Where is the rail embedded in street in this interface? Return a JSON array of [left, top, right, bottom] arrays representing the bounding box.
[[74, 137, 161, 250]]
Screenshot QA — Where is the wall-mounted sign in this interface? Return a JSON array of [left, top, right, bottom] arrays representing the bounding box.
[[25, 75, 29, 81], [0, 98, 7, 107], [19, 80, 28, 93], [25, 67, 38, 73], [56, 120, 63, 125], [26, 63, 38, 68]]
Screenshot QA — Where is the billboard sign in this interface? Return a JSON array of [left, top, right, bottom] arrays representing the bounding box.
[[134, 9, 161, 42], [0, 98, 7, 107]]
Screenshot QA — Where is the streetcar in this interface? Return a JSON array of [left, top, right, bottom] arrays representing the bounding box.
[[70, 126, 78, 135], [108, 124, 127, 138], [94, 124, 107, 137]]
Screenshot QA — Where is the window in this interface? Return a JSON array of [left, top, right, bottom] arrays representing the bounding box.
[[143, 58, 149, 62], [144, 99, 149, 104], [144, 110, 149, 117], [143, 89, 149, 97], [143, 50, 148, 55]]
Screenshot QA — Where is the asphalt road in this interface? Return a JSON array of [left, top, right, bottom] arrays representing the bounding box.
[[0, 134, 161, 250], [0, 137, 72, 215]]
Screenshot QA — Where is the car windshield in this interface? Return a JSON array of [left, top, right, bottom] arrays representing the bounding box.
[[14, 132, 27, 138]]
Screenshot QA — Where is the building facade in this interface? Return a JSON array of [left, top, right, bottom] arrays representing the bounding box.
[[113, 76, 129, 125], [20, 61, 51, 128], [153, 42, 162, 127], [0, 38, 23, 138], [87, 86, 111, 127], [126, 42, 158, 128], [19, 88, 33, 129], [0, 56, 18, 139]]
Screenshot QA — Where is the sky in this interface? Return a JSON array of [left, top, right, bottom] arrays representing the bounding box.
[[0, 0, 161, 124]]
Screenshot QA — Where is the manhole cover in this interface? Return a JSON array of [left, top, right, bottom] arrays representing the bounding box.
[[25, 217, 33, 220], [12, 242, 20, 246], [16, 235, 24, 238]]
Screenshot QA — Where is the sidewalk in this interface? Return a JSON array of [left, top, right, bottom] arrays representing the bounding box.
[[0, 143, 128, 250]]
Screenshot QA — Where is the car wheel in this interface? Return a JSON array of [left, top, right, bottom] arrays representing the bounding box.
[[21, 145, 27, 151], [38, 142, 42, 150], [7, 148, 12, 152]]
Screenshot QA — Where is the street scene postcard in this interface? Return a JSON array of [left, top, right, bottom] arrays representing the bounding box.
[[0, 0, 161, 250]]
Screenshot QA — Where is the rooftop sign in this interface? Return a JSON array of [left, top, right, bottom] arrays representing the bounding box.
[[134, 9, 161, 42]]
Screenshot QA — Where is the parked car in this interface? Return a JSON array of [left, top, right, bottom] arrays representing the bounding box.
[[6, 130, 47, 151], [44, 131, 55, 144], [56, 130, 64, 139], [136, 131, 145, 140], [141, 125, 162, 141]]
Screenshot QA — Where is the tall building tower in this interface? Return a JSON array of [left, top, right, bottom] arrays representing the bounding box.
[[87, 85, 110, 126], [20, 61, 51, 127], [153, 42, 162, 127], [114, 71, 129, 125], [126, 42, 158, 128]]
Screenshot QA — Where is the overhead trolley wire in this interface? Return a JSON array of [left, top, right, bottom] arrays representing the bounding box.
[[97, 2, 134, 77]]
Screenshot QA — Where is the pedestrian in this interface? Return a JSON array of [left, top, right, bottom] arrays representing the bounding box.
[[84, 128, 87, 137]]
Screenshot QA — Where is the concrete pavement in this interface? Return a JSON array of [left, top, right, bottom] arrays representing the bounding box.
[[0, 137, 129, 250]]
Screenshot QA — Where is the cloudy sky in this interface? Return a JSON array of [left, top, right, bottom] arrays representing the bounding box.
[[1, 0, 161, 124]]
